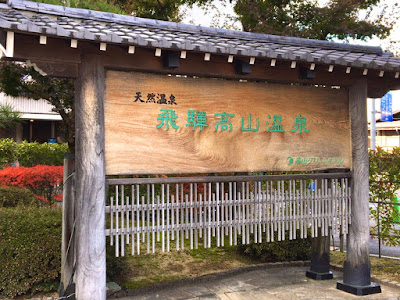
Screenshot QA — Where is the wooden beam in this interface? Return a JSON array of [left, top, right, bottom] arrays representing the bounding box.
[[338, 79, 381, 295], [74, 54, 106, 300], [13, 33, 80, 64], [102, 46, 362, 87], [367, 74, 400, 98], [9, 34, 398, 96], [106, 172, 352, 185], [61, 154, 75, 296], [32, 60, 78, 78]]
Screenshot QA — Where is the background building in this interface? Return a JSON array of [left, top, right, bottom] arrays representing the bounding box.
[[0, 93, 62, 143], [369, 91, 400, 150]]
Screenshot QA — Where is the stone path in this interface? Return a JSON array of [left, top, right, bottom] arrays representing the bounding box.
[[109, 264, 400, 300]]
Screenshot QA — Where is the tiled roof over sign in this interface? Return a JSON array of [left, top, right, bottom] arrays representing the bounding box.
[[0, 0, 400, 72]]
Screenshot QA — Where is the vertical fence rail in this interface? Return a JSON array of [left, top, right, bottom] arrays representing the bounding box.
[[105, 173, 352, 256]]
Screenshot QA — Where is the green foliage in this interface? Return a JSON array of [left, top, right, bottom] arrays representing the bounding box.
[[33, 0, 126, 14], [124, 0, 186, 21], [0, 207, 62, 298], [0, 138, 17, 166], [28, 0, 397, 41], [30, 0, 188, 21], [233, 0, 393, 41], [0, 0, 396, 154], [369, 147, 400, 246], [16, 140, 69, 167], [0, 62, 75, 151], [237, 231, 311, 262], [0, 103, 22, 130], [0, 186, 38, 207], [0, 138, 68, 167]]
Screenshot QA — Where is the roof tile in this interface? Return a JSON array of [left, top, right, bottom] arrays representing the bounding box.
[[0, 0, 399, 72]]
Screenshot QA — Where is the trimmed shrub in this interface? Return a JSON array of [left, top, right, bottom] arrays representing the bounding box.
[[0, 139, 68, 168], [0, 138, 17, 166], [0, 207, 62, 298], [0, 165, 63, 204], [237, 231, 311, 262], [16, 141, 68, 167], [0, 186, 38, 207]]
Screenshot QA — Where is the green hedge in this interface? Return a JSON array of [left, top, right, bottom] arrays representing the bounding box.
[[0, 138, 17, 166], [0, 139, 69, 168], [0, 207, 62, 298], [237, 231, 311, 262], [0, 186, 38, 207]]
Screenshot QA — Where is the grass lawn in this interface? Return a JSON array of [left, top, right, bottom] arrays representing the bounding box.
[[110, 245, 400, 291], [110, 242, 256, 290], [330, 251, 400, 282]]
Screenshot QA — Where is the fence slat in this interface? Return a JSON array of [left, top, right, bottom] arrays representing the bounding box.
[[106, 174, 351, 256], [116, 186, 119, 257]]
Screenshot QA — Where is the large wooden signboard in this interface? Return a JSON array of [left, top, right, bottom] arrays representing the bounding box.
[[105, 70, 351, 175]]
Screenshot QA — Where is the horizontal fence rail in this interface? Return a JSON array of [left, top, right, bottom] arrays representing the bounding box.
[[106, 173, 352, 256]]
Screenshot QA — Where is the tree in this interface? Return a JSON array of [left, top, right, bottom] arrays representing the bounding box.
[[0, 0, 397, 152], [0, 102, 22, 130], [230, 0, 396, 41], [35, 0, 201, 21], [0, 0, 189, 152], [369, 147, 400, 246], [0, 62, 75, 151]]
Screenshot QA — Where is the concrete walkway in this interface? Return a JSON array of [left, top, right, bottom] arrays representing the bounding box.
[[109, 263, 400, 300]]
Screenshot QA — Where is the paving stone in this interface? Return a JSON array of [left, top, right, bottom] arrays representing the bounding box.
[[112, 265, 400, 300]]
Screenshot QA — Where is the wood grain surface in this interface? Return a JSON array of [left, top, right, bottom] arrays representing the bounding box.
[[347, 79, 371, 269], [105, 70, 351, 175], [75, 55, 106, 300]]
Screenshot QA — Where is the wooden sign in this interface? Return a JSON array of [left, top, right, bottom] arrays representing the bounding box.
[[104, 71, 351, 175]]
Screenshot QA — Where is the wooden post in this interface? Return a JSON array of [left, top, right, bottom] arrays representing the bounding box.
[[337, 79, 381, 295], [60, 153, 75, 297], [74, 54, 106, 300], [306, 228, 332, 280], [51, 121, 56, 139], [306, 172, 332, 280]]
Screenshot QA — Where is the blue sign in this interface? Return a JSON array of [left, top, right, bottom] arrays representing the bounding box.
[[381, 93, 393, 122]]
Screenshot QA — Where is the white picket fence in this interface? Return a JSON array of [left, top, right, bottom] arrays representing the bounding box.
[[105, 173, 351, 256]]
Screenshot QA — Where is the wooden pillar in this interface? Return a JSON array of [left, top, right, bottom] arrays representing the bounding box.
[[51, 121, 56, 139], [74, 54, 106, 300], [337, 79, 381, 295], [306, 228, 333, 280], [29, 120, 33, 142], [306, 172, 332, 280], [60, 154, 75, 297], [15, 123, 23, 142]]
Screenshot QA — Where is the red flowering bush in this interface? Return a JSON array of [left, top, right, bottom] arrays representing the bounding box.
[[0, 165, 63, 205]]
